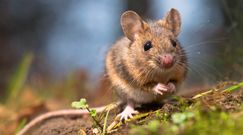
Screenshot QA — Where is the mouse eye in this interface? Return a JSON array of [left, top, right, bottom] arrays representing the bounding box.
[[144, 41, 152, 51], [171, 39, 177, 47]]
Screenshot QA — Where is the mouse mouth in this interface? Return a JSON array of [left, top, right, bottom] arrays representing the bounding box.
[[157, 61, 175, 70], [155, 55, 176, 70]]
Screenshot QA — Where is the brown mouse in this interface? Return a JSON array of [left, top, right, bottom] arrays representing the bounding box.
[[17, 8, 187, 135], [106, 8, 187, 120]]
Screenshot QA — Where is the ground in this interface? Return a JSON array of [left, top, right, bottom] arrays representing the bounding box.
[[14, 81, 243, 135]]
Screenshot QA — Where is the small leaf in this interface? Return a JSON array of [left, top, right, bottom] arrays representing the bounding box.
[[172, 113, 187, 124], [172, 112, 195, 124], [71, 101, 81, 109], [71, 98, 88, 109], [80, 98, 87, 104], [90, 109, 97, 117]]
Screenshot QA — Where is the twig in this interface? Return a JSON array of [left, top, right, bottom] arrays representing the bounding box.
[[107, 111, 156, 133], [192, 90, 215, 99]]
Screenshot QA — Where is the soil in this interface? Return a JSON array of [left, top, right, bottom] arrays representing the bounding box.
[[24, 82, 243, 135], [26, 115, 93, 135]]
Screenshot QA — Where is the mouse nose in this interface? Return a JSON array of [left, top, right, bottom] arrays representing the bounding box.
[[158, 54, 174, 69]]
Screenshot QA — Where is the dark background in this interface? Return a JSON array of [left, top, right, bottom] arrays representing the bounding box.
[[0, 0, 242, 99]]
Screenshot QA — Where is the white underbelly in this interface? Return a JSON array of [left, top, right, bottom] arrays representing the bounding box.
[[128, 89, 161, 103]]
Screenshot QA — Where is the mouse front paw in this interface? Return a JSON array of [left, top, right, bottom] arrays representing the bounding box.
[[167, 82, 176, 93], [153, 82, 176, 95]]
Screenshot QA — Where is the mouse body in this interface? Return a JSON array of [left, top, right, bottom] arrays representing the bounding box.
[[105, 8, 187, 120], [17, 8, 188, 134]]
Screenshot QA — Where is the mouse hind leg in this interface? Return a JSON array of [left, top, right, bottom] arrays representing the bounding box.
[[117, 99, 138, 121], [113, 86, 139, 121]]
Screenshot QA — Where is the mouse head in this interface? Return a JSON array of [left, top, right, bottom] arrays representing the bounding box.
[[121, 8, 185, 72]]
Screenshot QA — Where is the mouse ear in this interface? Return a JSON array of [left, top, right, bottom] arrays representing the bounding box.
[[159, 8, 181, 36], [121, 11, 147, 41]]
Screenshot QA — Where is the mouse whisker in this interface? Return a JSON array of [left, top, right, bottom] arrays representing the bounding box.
[[183, 37, 229, 50]]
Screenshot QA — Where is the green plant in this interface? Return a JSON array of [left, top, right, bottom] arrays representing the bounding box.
[[171, 112, 195, 125], [223, 82, 243, 92], [129, 120, 162, 135], [71, 98, 102, 131], [155, 111, 169, 121]]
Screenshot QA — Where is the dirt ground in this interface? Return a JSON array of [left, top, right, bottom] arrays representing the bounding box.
[[20, 82, 243, 135]]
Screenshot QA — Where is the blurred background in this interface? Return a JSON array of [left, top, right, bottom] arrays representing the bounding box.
[[0, 0, 243, 133]]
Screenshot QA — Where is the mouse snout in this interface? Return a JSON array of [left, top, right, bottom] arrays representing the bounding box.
[[158, 54, 174, 69]]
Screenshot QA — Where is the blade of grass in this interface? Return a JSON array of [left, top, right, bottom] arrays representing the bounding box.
[[5, 53, 33, 103], [15, 119, 27, 134], [192, 82, 243, 99], [102, 108, 111, 135], [223, 82, 243, 92]]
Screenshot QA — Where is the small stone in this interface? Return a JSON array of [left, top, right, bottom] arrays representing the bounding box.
[[92, 128, 99, 134]]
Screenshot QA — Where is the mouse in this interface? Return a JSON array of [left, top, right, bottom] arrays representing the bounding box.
[[17, 8, 187, 135], [105, 8, 187, 120]]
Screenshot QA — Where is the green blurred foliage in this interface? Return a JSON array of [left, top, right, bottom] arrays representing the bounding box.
[[218, 0, 243, 79], [4, 53, 33, 103]]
